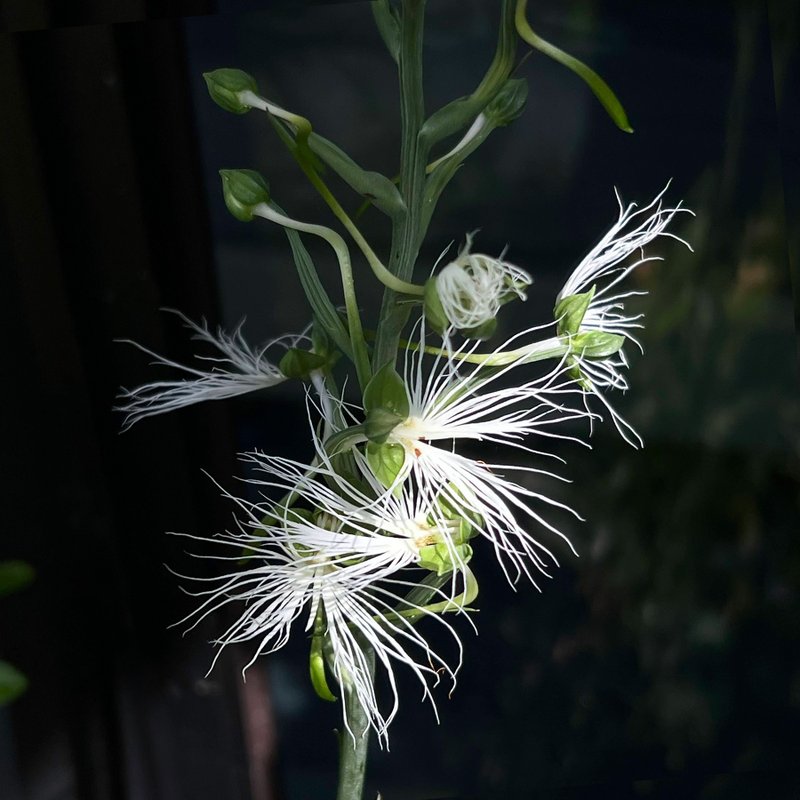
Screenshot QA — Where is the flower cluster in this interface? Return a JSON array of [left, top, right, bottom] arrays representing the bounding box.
[[120, 187, 689, 744]]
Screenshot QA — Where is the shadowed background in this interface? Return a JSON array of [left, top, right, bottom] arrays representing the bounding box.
[[1, 0, 798, 798]]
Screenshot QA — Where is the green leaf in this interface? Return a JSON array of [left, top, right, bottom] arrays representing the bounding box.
[[371, 0, 401, 62], [278, 348, 328, 380], [515, 0, 633, 133], [554, 286, 595, 335], [484, 77, 528, 127], [219, 169, 270, 222], [307, 133, 406, 221], [0, 660, 28, 706], [364, 408, 405, 445], [281, 215, 352, 358], [0, 561, 34, 598], [366, 442, 406, 490], [571, 331, 625, 359], [203, 68, 258, 115]]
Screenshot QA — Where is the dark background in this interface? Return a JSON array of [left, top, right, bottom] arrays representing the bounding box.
[[1, 0, 799, 798]]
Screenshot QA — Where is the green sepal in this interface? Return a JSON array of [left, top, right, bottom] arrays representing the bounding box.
[[278, 348, 329, 380], [423, 277, 449, 334], [0, 660, 27, 706], [554, 286, 595, 335], [203, 68, 258, 114], [364, 408, 405, 444], [571, 331, 625, 359], [0, 561, 34, 598], [363, 363, 409, 444], [418, 542, 474, 576], [219, 169, 270, 222], [485, 77, 528, 127], [366, 441, 406, 491], [460, 317, 498, 341], [435, 487, 484, 541], [307, 133, 406, 221]]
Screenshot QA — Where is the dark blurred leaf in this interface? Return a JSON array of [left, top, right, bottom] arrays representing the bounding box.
[[0, 560, 35, 597], [0, 660, 28, 706]]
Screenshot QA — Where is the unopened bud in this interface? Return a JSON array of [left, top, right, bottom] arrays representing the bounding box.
[[219, 169, 270, 222], [203, 68, 259, 114]]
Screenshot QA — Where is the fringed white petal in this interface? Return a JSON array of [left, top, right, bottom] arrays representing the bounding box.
[[116, 310, 303, 429]]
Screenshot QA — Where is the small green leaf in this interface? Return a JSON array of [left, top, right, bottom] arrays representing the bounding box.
[[554, 286, 595, 335], [366, 442, 406, 490], [219, 169, 270, 222], [0, 660, 28, 706], [278, 348, 328, 380], [571, 331, 625, 359], [371, 0, 401, 62], [203, 68, 259, 115], [364, 408, 404, 444], [515, 0, 633, 133], [0, 561, 34, 598]]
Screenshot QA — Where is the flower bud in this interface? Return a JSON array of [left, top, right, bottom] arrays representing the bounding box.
[[203, 68, 259, 114], [485, 78, 528, 127], [219, 169, 270, 222], [277, 348, 328, 380]]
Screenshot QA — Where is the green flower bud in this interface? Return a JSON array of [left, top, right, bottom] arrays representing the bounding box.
[[219, 169, 270, 222], [278, 348, 328, 380], [203, 68, 259, 114], [485, 78, 529, 127]]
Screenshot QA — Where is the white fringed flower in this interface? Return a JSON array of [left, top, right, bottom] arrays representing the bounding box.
[[116, 311, 301, 430], [555, 184, 693, 446], [380, 322, 590, 586], [174, 433, 470, 746], [434, 234, 531, 332]]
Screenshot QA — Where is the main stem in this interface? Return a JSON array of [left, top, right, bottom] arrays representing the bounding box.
[[371, 0, 428, 371], [335, 647, 376, 800]]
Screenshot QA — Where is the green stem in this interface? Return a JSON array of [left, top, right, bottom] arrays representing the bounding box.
[[336, 645, 375, 800], [397, 334, 570, 366], [372, 0, 428, 371]]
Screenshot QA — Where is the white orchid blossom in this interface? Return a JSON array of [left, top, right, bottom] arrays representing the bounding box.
[[553, 184, 694, 446], [434, 233, 531, 333], [116, 311, 304, 429]]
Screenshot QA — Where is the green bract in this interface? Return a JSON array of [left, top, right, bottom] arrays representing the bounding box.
[[554, 286, 595, 336], [485, 78, 528, 127], [203, 68, 259, 115], [219, 169, 270, 222], [422, 277, 449, 335]]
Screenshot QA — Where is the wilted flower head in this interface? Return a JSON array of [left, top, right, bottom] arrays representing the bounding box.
[[116, 311, 305, 430], [425, 234, 532, 339]]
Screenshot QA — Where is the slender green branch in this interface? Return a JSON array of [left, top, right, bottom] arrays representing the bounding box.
[[253, 203, 372, 390]]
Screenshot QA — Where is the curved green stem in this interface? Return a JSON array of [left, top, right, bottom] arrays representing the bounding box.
[[253, 203, 372, 390]]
